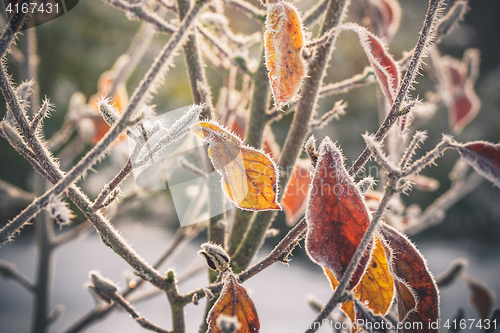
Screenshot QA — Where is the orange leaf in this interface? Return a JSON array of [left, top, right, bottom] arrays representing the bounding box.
[[306, 137, 372, 290], [207, 273, 260, 333], [282, 159, 312, 226], [378, 224, 439, 333], [193, 121, 281, 211], [264, 0, 306, 109]]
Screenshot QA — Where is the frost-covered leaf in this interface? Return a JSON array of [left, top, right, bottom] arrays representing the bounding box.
[[306, 137, 373, 290], [264, 0, 306, 109], [338, 23, 400, 104], [367, 0, 402, 41], [207, 273, 260, 333], [193, 121, 281, 211], [455, 141, 500, 187], [378, 224, 439, 333], [439, 50, 481, 133], [324, 237, 394, 326]]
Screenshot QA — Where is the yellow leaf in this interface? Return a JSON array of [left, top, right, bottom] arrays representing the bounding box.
[[324, 237, 394, 330], [193, 121, 281, 211]]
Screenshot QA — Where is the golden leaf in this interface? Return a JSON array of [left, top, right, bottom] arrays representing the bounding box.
[[193, 121, 281, 211]]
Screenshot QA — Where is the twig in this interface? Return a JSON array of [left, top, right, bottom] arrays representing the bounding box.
[[0, 0, 31, 59], [348, 0, 443, 178], [227, 0, 266, 21], [165, 271, 185, 333], [0, 260, 36, 292], [179, 218, 308, 304], [52, 219, 93, 247], [196, 24, 251, 75], [110, 292, 172, 333], [318, 69, 375, 97], [303, 0, 329, 27], [177, 0, 215, 120], [405, 172, 483, 235], [103, 0, 177, 34]]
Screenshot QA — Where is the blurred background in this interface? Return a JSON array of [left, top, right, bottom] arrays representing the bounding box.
[[1, 0, 499, 332]]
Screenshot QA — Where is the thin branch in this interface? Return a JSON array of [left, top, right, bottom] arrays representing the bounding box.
[[348, 0, 444, 178], [0, 260, 36, 292], [405, 172, 483, 235], [165, 271, 185, 333], [196, 24, 251, 75], [103, 0, 177, 34], [227, 0, 266, 21], [0, 0, 31, 59], [318, 69, 375, 97], [303, 0, 329, 27], [52, 219, 93, 247], [179, 218, 308, 304], [110, 292, 172, 333]]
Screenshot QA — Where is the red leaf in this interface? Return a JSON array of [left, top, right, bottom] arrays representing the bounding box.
[[457, 141, 500, 187], [449, 89, 481, 134], [339, 23, 400, 104], [378, 224, 439, 333], [367, 0, 402, 41], [306, 137, 373, 290], [440, 51, 482, 133], [207, 273, 260, 333]]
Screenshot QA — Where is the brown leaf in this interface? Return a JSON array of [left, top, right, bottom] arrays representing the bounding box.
[[265, 0, 306, 109], [207, 273, 260, 333], [378, 223, 439, 333], [306, 137, 372, 291], [193, 121, 281, 211], [463, 275, 494, 320], [456, 141, 500, 187]]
